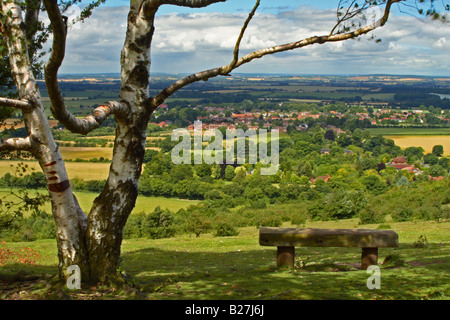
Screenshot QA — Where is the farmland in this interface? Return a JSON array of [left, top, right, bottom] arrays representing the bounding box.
[[0, 160, 111, 181], [386, 135, 450, 156]]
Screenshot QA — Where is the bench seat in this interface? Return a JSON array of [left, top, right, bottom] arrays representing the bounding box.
[[259, 227, 399, 270]]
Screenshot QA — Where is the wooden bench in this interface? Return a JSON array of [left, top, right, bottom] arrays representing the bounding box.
[[259, 227, 399, 270]]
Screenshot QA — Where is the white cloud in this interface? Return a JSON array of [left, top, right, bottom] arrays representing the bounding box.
[[51, 4, 450, 76]]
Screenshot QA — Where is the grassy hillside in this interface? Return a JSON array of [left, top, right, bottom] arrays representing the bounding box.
[[1, 218, 448, 300]]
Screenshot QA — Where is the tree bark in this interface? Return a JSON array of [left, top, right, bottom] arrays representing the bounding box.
[[84, 1, 155, 284], [1, 0, 89, 281]]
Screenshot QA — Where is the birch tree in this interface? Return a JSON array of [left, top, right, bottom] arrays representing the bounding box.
[[0, 0, 447, 285]]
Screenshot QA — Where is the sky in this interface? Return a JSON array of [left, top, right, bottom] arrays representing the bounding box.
[[53, 0, 450, 76]]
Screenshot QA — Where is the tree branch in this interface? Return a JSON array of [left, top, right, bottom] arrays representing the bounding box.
[[43, 0, 126, 134], [1, 0, 41, 102], [156, 0, 226, 8], [151, 0, 397, 109], [229, 0, 260, 70], [0, 136, 32, 152], [56, 101, 127, 135], [0, 97, 33, 111]]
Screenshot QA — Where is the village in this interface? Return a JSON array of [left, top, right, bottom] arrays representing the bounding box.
[[151, 102, 450, 133]]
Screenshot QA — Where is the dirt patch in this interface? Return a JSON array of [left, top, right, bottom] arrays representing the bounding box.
[[406, 260, 447, 267]]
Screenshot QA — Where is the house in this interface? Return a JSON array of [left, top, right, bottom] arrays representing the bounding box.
[[343, 148, 353, 155], [309, 174, 331, 183], [429, 175, 444, 181], [296, 124, 308, 131], [320, 148, 330, 155], [154, 121, 167, 128], [391, 156, 407, 165], [388, 156, 422, 175]]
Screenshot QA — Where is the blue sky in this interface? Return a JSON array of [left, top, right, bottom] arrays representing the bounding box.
[[56, 0, 450, 76]]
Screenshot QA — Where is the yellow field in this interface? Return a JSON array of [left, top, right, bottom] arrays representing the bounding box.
[[59, 146, 114, 160], [0, 160, 111, 181], [386, 135, 450, 156]]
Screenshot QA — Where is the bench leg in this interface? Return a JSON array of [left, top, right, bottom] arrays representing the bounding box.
[[361, 247, 378, 270], [277, 246, 295, 268]]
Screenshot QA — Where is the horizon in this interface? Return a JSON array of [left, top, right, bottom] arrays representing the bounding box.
[[54, 72, 450, 78]]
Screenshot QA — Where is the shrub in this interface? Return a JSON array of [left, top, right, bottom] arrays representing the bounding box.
[[204, 189, 223, 200], [324, 190, 367, 220], [11, 229, 36, 242], [291, 210, 307, 226], [184, 211, 212, 237], [413, 235, 428, 248], [279, 184, 302, 201], [359, 207, 385, 225], [416, 206, 440, 221], [258, 214, 282, 228], [392, 207, 414, 222], [247, 199, 267, 209], [214, 222, 239, 237], [141, 207, 176, 239], [361, 175, 388, 195], [123, 213, 146, 239], [32, 218, 56, 239]]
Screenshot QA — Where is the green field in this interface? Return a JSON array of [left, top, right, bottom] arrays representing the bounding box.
[[0, 189, 199, 216], [368, 127, 450, 136], [1, 218, 449, 300], [72, 191, 200, 214]]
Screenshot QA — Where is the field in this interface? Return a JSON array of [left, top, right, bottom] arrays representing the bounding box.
[[368, 127, 450, 135], [0, 188, 199, 216], [59, 147, 114, 161], [73, 191, 199, 214], [0, 160, 112, 181], [366, 128, 450, 156], [386, 135, 450, 156], [1, 218, 449, 300]]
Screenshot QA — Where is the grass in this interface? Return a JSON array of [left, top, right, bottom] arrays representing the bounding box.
[[1, 218, 449, 300], [70, 191, 199, 214], [0, 188, 199, 216]]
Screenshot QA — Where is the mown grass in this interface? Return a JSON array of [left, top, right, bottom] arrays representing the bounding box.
[[1, 218, 448, 300]]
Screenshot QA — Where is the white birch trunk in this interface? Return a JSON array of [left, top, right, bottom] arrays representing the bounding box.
[[1, 1, 89, 280], [84, 2, 154, 282]]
